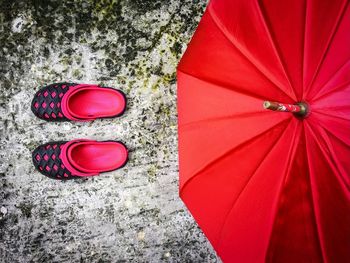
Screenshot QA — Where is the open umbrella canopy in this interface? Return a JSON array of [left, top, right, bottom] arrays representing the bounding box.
[[177, 0, 350, 262]]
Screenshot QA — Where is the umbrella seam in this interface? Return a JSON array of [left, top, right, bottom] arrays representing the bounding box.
[[311, 61, 350, 101], [256, 0, 297, 100], [304, 1, 349, 99], [177, 69, 274, 102], [179, 118, 292, 195], [304, 122, 330, 262], [307, 120, 350, 192], [301, 0, 308, 100], [322, 129, 350, 190], [207, 6, 297, 102], [179, 111, 271, 130], [312, 110, 350, 123], [264, 121, 304, 261], [214, 117, 297, 251]]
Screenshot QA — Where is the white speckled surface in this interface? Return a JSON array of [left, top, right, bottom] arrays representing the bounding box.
[[0, 0, 220, 262]]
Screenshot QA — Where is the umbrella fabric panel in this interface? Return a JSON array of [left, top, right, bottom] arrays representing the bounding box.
[[177, 72, 269, 127], [177, 11, 292, 103], [177, 72, 290, 188], [208, 0, 297, 101], [302, 0, 348, 96], [304, 122, 350, 262], [312, 85, 350, 122], [208, 0, 349, 101], [180, 118, 295, 255], [254, 0, 306, 100], [266, 130, 323, 262], [215, 120, 302, 262], [306, 3, 350, 100]]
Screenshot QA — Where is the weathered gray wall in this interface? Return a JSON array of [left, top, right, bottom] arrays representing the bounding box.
[[0, 0, 220, 262]]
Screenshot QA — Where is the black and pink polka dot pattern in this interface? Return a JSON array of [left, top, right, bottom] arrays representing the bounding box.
[[32, 141, 77, 180], [31, 82, 77, 121]]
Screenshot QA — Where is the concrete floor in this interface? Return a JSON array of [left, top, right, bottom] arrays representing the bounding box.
[[0, 0, 220, 262]]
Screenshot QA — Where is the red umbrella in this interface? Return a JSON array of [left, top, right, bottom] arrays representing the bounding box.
[[177, 0, 350, 262]]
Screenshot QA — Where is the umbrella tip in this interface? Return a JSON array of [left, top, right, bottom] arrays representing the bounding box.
[[263, 101, 271, 109]]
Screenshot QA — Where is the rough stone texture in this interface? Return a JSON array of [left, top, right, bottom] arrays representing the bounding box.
[[0, 0, 220, 262]]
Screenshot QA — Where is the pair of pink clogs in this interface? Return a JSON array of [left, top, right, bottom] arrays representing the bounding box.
[[31, 83, 128, 180]]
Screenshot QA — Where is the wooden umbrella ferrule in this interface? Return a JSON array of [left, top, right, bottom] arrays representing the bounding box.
[[263, 101, 308, 117]]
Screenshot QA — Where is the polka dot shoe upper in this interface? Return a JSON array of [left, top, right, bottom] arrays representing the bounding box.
[[32, 141, 75, 180], [31, 83, 127, 121], [31, 83, 76, 121], [32, 140, 128, 180]]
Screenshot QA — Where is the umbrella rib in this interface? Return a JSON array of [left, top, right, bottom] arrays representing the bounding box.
[[312, 80, 350, 103], [301, 0, 308, 100], [303, 122, 334, 262], [311, 59, 350, 101], [179, 117, 292, 196], [306, 120, 350, 188], [317, 112, 350, 146], [179, 111, 269, 130], [256, 0, 297, 99], [314, 105, 350, 113], [264, 122, 303, 259], [215, 118, 298, 249], [304, 1, 348, 98], [178, 69, 270, 101], [314, 127, 350, 192], [207, 7, 296, 102], [313, 109, 350, 122], [318, 113, 350, 150]]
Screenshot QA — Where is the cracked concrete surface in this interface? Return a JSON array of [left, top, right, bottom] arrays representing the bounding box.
[[0, 0, 220, 262]]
